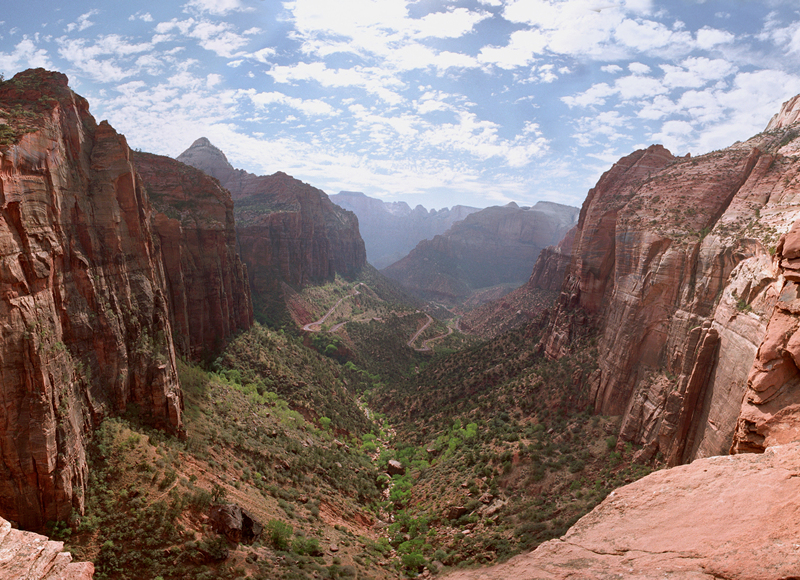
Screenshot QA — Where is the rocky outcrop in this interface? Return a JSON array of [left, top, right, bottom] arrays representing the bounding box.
[[330, 191, 480, 269], [133, 152, 252, 358], [382, 201, 579, 304], [732, 217, 800, 453], [527, 225, 576, 292], [0, 516, 93, 579], [542, 118, 800, 464], [441, 441, 800, 580], [0, 69, 184, 529], [177, 138, 366, 324]]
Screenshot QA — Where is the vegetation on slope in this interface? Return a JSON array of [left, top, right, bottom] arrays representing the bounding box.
[[366, 315, 659, 572], [51, 278, 658, 579]]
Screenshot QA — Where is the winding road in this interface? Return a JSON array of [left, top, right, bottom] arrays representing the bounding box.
[[302, 283, 364, 332], [303, 283, 458, 352]]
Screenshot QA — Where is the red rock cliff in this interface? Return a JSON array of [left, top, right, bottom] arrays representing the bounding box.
[[544, 123, 800, 464], [177, 138, 366, 323], [133, 152, 253, 358], [0, 69, 184, 529]]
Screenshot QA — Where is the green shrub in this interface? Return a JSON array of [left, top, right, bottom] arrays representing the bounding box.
[[266, 520, 293, 550]]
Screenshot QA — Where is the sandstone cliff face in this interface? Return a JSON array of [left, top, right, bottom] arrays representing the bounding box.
[[543, 120, 800, 464], [177, 138, 366, 324], [442, 441, 800, 580], [330, 191, 480, 269], [0, 70, 183, 529], [382, 201, 579, 304], [133, 152, 253, 358]]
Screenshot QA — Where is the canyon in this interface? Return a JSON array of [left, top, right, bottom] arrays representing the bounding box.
[[5, 67, 800, 579]]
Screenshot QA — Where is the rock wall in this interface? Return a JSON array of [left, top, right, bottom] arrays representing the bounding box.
[[0, 69, 184, 529], [543, 123, 800, 463], [133, 152, 253, 358], [441, 441, 800, 580], [732, 217, 800, 453]]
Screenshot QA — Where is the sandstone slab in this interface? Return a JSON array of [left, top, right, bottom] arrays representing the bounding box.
[[0, 516, 93, 579], [442, 442, 800, 580]]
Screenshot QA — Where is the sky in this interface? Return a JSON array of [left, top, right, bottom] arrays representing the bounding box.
[[2, 1, 800, 210]]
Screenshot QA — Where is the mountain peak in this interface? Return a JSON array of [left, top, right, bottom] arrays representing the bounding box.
[[176, 137, 234, 183]]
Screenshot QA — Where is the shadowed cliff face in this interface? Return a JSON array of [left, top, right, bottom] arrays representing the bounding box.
[[133, 151, 253, 359], [177, 138, 366, 324], [543, 119, 800, 464], [0, 69, 183, 529]]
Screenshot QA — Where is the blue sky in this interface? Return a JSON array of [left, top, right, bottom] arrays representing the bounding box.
[[3, 1, 800, 210]]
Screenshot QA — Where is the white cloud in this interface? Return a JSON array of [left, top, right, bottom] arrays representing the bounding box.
[[628, 62, 650, 74], [696, 27, 735, 50], [478, 29, 547, 69], [66, 10, 99, 33], [248, 90, 338, 117], [129, 12, 154, 23], [0, 37, 52, 74], [660, 57, 736, 89], [182, 0, 253, 16], [602, 64, 623, 73], [57, 35, 155, 81], [155, 18, 254, 58], [267, 62, 405, 105]]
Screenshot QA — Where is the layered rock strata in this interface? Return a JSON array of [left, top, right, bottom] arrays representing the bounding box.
[[177, 138, 366, 323], [133, 151, 252, 358], [543, 120, 800, 463], [0, 69, 184, 529], [0, 516, 93, 579], [442, 441, 800, 580]]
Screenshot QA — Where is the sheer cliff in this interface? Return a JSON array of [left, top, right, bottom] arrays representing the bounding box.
[[0, 69, 183, 529], [542, 111, 800, 465], [177, 138, 366, 324], [133, 151, 253, 359]]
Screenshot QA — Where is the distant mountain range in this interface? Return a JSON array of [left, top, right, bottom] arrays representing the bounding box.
[[381, 201, 579, 304], [330, 191, 480, 269]]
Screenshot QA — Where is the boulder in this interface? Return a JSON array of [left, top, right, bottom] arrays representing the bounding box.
[[387, 460, 405, 476], [209, 503, 262, 544]]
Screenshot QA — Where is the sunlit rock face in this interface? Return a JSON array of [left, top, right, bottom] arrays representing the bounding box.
[[441, 441, 800, 580], [543, 109, 800, 464], [0, 69, 183, 529], [177, 138, 366, 323], [0, 515, 94, 578]]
